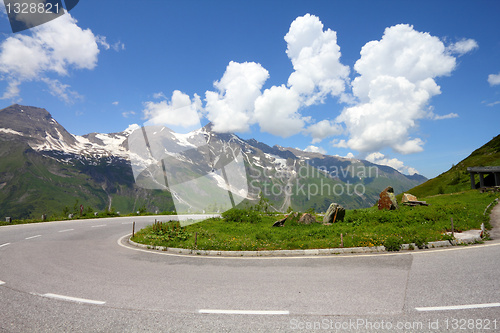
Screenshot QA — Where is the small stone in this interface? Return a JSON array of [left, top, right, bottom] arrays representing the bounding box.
[[402, 193, 418, 203], [272, 217, 287, 227], [298, 213, 316, 224]]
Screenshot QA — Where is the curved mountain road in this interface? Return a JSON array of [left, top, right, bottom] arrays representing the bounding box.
[[1, 210, 500, 332]]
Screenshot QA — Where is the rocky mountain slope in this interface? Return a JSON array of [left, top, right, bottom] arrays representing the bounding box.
[[0, 104, 426, 219]]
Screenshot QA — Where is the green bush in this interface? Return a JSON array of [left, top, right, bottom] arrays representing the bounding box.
[[150, 220, 191, 241], [221, 208, 262, 223], [384, 236, 403, 251], [412, 235, 428, 249]]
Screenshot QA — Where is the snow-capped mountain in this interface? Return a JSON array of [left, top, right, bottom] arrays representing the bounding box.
[[0, 104, 426, 219]]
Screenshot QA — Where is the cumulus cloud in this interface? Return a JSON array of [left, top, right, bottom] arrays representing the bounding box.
[[0, 14, 106, 102], [205, 61, 269, 133], [303, 145, 327, 154], [304, 119, 343, 143], [488, 73, 500, 86], [284, 13, 350, 105], [365, 152, 419, 175], [202, 14, 349, 138], [337, 24, 471, 154], [143, 90, 202, 130], [254, 85, 305, 137]]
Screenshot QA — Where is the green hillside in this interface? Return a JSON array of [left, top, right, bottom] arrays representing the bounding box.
[[409, 134, 500, 198], [0, 140, 175, 219]]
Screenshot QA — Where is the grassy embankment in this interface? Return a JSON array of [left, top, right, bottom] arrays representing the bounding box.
[[131, 190, 498, 251]]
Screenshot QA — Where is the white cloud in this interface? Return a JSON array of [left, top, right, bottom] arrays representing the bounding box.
[[96, 36, 125, 52], [303, 145, 327, 154], [485, 100, 500, 107], [337, 24, 463, 154], [447, 38, 478, 55], [112, 101, 119, 105], [304, 119, 343, 143], [205, 61, 269, 133], [0, 14, 106, 101], [1, 80, 20, 100], [345, 152, 355, 159], [153, 92, 166, 99], [488, 73, 500, 86], [124, 124, 140, 135], [143, 90, 202, 129], [365, 152, 419, 175], [285, 13, 350, 105], [254, 85, 305, 137], [203, 14, 350, 137], [122, 110, 136, 118], [41, 77, 82, 104], [430, 112, 459, 120]]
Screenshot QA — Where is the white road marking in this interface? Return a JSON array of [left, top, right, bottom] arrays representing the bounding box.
[[416, 302, 500, 312], [91, 225, 106, 228], [0, 280, 5, 286], [0, 243, 10, 248], [41, 293, 106, 305], [58, 229, 74, 233], [199, 309, 289, 315], [121, 222, 133, 224], [25, 235, 42, 240]]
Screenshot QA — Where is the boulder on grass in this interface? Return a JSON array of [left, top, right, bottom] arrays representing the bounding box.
[[401, 193, 418, 203], [272, 212, 300, 227], [378, 186, 399, 210], [272, 217, 287, 227], [324, 203, 345, 223], [298, 213, 316, 224]]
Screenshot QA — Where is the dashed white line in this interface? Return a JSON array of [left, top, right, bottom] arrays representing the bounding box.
[[58, 229, 74, 233], [0, 243, 10, 248], [0, 280, 5, 286], [416, 302, 500, 312], [25, 235, 42, 240], [41, 293, 106, 305], [91, 225, 106, 228], [199, 309, 289, 315]]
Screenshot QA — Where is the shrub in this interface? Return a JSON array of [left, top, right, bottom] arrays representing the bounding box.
[[151, 220, 191, 241], [221, 208, 262, 223], [384, 235, 403, 251], [412, 235, 428, 249]]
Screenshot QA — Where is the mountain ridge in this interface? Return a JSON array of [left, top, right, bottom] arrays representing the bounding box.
[[0, 104, 426, 218]]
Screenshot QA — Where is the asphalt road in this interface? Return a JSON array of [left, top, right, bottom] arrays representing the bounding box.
[[0, 212, 499, 333]]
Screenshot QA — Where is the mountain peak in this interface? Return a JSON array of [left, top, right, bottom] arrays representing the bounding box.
[[0, 104, 77, 149]]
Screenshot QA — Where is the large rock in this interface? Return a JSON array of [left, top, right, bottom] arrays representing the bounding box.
[[324, 203, 345, 223], [298, 213, 316, 224], [378, 186, 399, 210], [401, 193, 418, 203]]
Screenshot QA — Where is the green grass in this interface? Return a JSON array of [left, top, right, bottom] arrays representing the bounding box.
[[131, 190, 499, 251]]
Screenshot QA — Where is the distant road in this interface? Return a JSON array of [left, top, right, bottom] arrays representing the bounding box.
[[1, 212, 500, 332]]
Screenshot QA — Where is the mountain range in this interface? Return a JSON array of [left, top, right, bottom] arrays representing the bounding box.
[[0, 104, 426, 219]]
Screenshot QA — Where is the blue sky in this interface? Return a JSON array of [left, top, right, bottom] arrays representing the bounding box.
[[0, 0, 499, 178]]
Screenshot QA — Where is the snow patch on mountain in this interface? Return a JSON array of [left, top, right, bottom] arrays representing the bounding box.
[[0, 128, 24, 136]]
